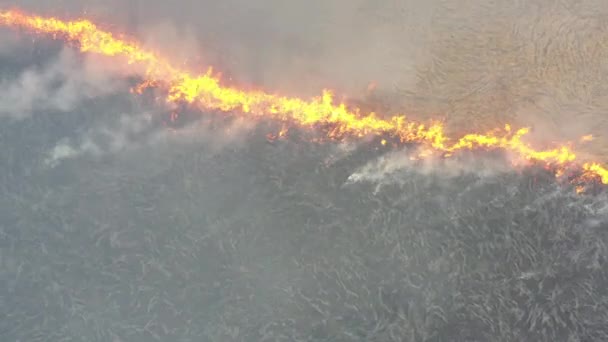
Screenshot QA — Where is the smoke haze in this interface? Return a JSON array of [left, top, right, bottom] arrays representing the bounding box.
[[2, 1, 608, 341], [6, 1, 608, 152]]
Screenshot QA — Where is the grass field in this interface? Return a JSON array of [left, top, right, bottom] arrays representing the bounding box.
[[1, 1, 608, 341]]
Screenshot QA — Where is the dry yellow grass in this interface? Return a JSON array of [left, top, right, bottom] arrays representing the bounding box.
[[383, 1, 608, 159]]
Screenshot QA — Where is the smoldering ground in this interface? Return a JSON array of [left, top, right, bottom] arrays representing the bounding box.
[[2, 1, 608, 341]]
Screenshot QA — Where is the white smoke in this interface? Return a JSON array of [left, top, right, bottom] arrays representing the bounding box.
[[0, 48, 124, 119], [346, 147, 512, 187], [44, 111, 156, 167], [44, 110, 258, 167]]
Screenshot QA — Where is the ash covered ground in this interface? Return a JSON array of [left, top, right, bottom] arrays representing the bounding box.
[[3, 1, 608, 342], [1, 49, 608, 342]]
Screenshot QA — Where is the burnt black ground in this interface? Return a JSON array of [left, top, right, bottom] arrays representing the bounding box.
[[2, 33, 608, 342]]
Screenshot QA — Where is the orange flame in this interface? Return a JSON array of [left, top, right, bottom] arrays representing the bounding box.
[[1, 9, 607, 185]]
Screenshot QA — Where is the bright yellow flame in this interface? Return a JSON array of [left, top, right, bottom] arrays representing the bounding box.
[[582, 163, 608, 184], [1, 9, 607, 185]]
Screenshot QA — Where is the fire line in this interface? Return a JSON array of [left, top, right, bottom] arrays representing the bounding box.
[[1, 9, 607, 187]]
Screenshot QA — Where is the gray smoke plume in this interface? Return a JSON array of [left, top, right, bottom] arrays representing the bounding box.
[[0, 48, 123, 119]]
